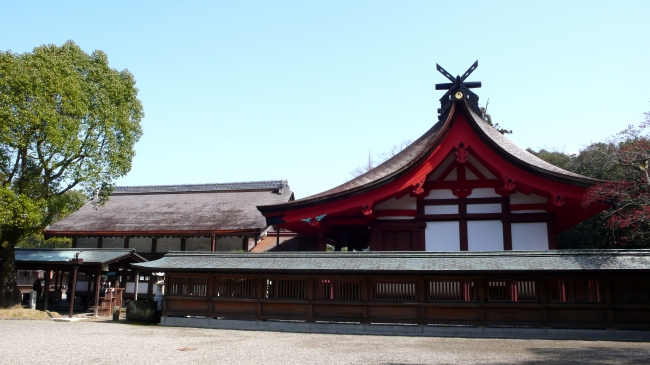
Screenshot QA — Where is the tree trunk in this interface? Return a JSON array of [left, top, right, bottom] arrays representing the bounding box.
[[0, 230, 22, 307]]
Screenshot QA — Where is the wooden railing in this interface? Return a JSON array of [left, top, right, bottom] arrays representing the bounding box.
[[162, 273, 650, 330]]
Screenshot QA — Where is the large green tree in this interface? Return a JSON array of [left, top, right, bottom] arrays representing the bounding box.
[[0, 41, 143, 306]]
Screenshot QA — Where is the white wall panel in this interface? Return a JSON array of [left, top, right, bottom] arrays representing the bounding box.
[[157, 237, 181, 252], [466, 168, 479, 180], [466, 204, 501, 214], [186, 237, 211, 251], [426, 189, 457, 199], [443, 167, 458, 181], [102, 237, 124, 248], [129, 237, 152, 253], [425, 222, 460, 251], [512, 223, 549, 250], [424, 205, 459, 214], [467, 155, 497, 179], [217, 237, 243, 251], [76, 237, 98, 248], [428, 154, 456, 181], [468, 221, 503, 251], [512, 210, 546, 214], [375, 196, 417, 210], [510, 192, 547, 204], [467, 188, 501, 198]]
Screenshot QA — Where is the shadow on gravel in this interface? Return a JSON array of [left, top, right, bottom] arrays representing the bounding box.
[[381, 346, 650, 365]]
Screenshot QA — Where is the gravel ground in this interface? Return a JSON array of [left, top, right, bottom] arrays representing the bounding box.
[[1, 320, 649, 365]]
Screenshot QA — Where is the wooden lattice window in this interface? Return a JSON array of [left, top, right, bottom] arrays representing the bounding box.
[[371, 282, 417, 301], [550, 280, 600, 303], [216, 278, 256, 298], [487, 281, 537, 302], [315, 280, 360, 300], [612, 281, 650, 304], [169, 277, 208, 296], [265, 279, 306, 299], [429, 281, 476, 302]]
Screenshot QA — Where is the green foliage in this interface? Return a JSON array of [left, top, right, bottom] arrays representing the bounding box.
[[0, 41, 143, 306], [479, 100, 511, 135], [0, 186, 42, 235]]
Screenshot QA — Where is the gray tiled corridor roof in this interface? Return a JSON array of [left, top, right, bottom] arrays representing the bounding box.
[[132, 250, 650, 273]]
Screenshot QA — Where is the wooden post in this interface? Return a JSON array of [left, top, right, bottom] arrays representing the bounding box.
[[604, 280, 615, 328], [94, 268, 101, 317], [276, 228, 280, 251], [211, 233, 216, 252], [133, 271, 139, 301], [361, 277, 369, 323], [307, 278, 314, 322], [69, 266, 79, 318], [256, 276, 263, 318], [318, 233, 326, 251], [43, 269, 50, 311], [180, 237, 186, 251], [124, 237, 130, 249], [151, 238, 157, 254]]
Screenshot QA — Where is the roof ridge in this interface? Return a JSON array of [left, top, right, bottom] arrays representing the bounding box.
[[113, 180, 289, 194]]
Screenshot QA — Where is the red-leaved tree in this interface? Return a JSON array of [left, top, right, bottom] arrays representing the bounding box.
[[584, 111, 650, 246]]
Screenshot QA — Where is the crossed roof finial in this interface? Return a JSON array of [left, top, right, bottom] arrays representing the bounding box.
[[435, 60, 481, 121]]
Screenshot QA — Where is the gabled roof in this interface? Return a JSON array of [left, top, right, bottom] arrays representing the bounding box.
[[259, 101, 598, 216], [45, 181, 293, 236], [13, 248, 146, 267], [132, 250, 650, 274]]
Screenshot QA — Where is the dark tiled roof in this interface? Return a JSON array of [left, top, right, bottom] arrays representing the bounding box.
[[114, 180, 289, 194], [14, 248, 146, 265], [132, 250, 650, 273], [46, 181, 293, 235]]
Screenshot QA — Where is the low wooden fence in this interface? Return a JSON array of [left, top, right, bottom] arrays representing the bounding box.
[[162, 273, 650, 329]]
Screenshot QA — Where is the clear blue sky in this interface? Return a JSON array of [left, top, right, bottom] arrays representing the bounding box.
[[2, 1, 649, 198]]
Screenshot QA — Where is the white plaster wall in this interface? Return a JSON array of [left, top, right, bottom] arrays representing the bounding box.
[[248, 237, 256, 251], [468, 221, 504, 251], [186, 237, 211, 251], [467, 188, 501, 198], [126, 282, 149, 294], [129, 237, 152, 253], [512, 210, 546, 214], [217, 237, 243, 251], [76, 237, 98, 248], [467, 155, 497, 179], [466, 168, 479, 180], [426, 189, 457, 199], [512, 222, 549, 250], [375, 196, 417, 210], [510, 192, 548, 204], [428, 154, 456, 181], [466, 204, 501, 214], [102, 237, 124, 248], [424, 205, 459, 214], [157, 237, 181, 252], [443, 167, 458, 181], [425, 222, 460, 251]]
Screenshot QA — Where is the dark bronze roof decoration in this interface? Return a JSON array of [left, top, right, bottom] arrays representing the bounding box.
[[436, 60, 481, 121]]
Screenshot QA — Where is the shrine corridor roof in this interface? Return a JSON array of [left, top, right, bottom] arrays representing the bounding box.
[[132, 250, 650, 274]]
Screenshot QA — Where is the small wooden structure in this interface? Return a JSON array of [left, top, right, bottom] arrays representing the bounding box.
[[15, 248, 146, 317], [133, 250, 650, 329]]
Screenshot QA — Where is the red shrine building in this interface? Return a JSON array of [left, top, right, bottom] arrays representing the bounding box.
[[258, 62, 605, 252]]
